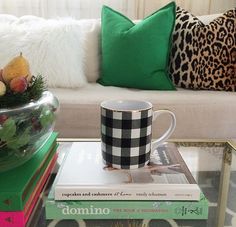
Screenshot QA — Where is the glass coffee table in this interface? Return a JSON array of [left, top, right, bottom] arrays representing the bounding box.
[[28, 139, 236, 227]]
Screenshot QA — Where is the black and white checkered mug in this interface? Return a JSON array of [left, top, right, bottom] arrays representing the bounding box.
[[101, 100, 176, 169]]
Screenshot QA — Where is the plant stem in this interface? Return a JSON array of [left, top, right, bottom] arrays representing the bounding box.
[[0, 141, 7, 148], [0, 138, 18, 148]]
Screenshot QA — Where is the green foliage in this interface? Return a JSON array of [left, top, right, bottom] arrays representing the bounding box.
[[28, 75, 47, 100], [0, 105, 54, 155], [39, 106, 55, 128], [7, 128, 30, 150], [0, 76, 54, 157], [0, 118, 16, 141], [0, 75, 47, 108], [0, 118, 30, 151]]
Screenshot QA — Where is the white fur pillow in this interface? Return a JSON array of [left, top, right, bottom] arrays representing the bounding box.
[[78, 19, 101, 83], [0, 15, 87, 88]]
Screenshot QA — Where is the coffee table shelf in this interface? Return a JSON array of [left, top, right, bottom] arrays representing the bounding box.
[[29, 138, 236, 227]]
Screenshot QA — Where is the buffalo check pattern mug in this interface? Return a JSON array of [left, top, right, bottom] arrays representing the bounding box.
[[101, 100, 176, 169]]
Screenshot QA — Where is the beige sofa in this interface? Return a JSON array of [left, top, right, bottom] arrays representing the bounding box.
[[51, 83, 236, 139], [0, 11, 235, 140], [49, 13, 235, 140]]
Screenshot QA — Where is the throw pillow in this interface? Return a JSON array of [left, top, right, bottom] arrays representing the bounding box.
[[98, 2, 176, 90], [169, 7, 236, 91], [0, 16, 87, 88], [78, 19, 101, 83]]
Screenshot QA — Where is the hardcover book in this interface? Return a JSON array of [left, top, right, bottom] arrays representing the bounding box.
[[0, 132, 58, 211], [54, 142, 201, 201], [0, 151, 58, 227], [46, 190, 208, 220]]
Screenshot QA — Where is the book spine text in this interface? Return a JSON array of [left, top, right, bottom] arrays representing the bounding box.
[[55, 187, 200, 201], [46, 199, 208, 220]]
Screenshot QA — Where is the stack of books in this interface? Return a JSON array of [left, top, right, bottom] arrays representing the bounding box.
[[46, 141, 208, 220], [0, 132, 58, 227]]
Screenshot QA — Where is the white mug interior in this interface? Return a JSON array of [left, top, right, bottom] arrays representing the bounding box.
[[101, 100, 152, 111]]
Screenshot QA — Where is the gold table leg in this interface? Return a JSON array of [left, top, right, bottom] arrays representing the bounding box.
[[216, 145, 232, 227]]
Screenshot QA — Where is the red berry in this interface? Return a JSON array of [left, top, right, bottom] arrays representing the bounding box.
[[0, 115, 8, 124]]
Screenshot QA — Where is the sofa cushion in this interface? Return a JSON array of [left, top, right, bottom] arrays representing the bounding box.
[[197, 14, 222, 24], [50, 84, 236, 139], [78, 19, 101, 83], [98, 2, 176, 90], [169, 7, 236, 91], [0, 16, 87, 88]]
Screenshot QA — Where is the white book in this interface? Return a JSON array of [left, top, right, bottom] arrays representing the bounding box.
[[54, 142, 201, 201]]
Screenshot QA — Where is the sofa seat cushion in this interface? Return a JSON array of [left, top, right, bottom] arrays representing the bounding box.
[[50, 83, 236, 139]]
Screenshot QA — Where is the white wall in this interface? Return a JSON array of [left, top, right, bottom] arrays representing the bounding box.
[[0, 0, 235, 19]]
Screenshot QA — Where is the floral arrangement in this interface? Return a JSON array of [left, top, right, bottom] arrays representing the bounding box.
[[0, 53, 57, 171], [0, 53, 46, 108]]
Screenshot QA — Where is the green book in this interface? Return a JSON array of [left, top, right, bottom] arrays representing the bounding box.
[[0, 132, 58, 211], [46, 185, 208, 220]]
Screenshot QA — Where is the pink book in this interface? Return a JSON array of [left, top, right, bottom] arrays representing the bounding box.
[[0, 153, 58, 227]]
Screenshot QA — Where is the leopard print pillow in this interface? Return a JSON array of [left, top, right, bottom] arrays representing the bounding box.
[[169, 7, 236, 91]]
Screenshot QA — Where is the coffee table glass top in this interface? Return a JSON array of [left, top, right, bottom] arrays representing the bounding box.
[[30, 139, 236, 227]]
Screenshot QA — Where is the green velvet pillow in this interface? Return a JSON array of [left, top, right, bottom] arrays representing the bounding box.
[[98, 2, 176, 90]]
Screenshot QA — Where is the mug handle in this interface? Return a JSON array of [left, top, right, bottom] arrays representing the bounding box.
[[151, 110, 176, 151]]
